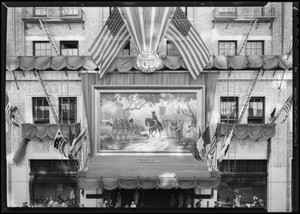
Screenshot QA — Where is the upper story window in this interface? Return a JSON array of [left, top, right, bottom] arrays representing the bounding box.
[[218, 41, 237, 56], [33, 97, 50, 124], [246, 41, 264, 55], [167, 41, 180, 56], [60, 41, 79, 56], [33, 41, 56, 56], [248, 97, 265, 124], [59, 97, 77, 124], [119, 41, 130, 56], [34, 7, 47, 17], [220, 97, 239, 124], [61, 7, 79, 16]]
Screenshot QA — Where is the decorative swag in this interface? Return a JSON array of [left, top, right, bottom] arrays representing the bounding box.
[[77, 176, 220, 191], [12, 123, 81, 166], [6, 54, 292, 72], [217, 123, 276, 140], [21, 123, 81, 140]]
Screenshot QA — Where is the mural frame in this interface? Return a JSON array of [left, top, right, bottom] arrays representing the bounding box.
[[92, 85, 205, 153]]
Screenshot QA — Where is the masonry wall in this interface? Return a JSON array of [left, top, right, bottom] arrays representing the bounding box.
[[5, 4, 294, 211]]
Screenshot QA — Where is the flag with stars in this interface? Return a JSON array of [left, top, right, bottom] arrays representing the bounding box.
[[166, 7, 211, 79], [88, 7, 130, 78]]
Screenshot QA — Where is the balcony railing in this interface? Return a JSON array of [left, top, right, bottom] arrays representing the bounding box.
[[213, 7, 276, 19], [22, 7, 85, 22], [22, 7, 85, 29]]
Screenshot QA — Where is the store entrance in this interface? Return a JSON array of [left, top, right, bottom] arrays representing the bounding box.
[[105, 188, 194, 208]]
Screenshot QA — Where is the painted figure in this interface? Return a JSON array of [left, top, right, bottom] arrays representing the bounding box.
[[112, 119, 118, 140]]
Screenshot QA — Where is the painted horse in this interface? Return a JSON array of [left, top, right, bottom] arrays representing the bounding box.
[[145, 118, 163, 139]]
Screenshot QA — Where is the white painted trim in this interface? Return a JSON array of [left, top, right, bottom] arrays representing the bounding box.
[[25, 36, 86, 41], [212, 35, 272, 41]]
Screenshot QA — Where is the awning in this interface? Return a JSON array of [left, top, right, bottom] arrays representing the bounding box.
[[77, 154, 220, 190], [217, 123, 276, 140], [21, 123, 81, 140], [6, 54, 292, 72]]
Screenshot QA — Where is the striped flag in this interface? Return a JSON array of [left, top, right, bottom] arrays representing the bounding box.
[[208, 124, 221, 156], [69, 126, 87, 159], [281, 94, 293, 124], [165, 7, 211, 79], [217, 127, 235, 162], [88, 7, 130, 78], [196, 126, 211, 156], [119, 7, 175, 53], [5, 92, 20, 127], [53, 128, 68, 153]]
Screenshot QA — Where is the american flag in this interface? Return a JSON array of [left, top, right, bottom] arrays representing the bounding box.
[[281, 94, 293, 124], [5, 92, 20, 127], [196, 126, 211, 156], [208, 125, 221, 155], [69, 126, 87, 160], [166, 7, 211, 79], [88, 7, 130, 78]]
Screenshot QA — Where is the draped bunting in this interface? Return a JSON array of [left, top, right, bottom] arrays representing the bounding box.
[[6, 55, 292, 73], [78, 176, 220, 190], [119, 7, 175, 53], [21, 123, 81, 140], [80, 72, 219, 155], [12, 137, 29, 165], [217, 123, 276, 140]]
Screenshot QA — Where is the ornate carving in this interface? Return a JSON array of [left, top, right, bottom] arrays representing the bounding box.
[[32, 140, 50, 153]]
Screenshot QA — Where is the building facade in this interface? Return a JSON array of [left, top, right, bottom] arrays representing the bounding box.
[[5, 3, 293, 212]]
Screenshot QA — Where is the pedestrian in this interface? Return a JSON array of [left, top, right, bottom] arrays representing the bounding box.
[[53, 200, 58, 207], [70, 187, 75, 203], [185, 196, 192, 208], [178, 194, 184, 208], [169, 194, 176, 208], [195, 199, 201, 208], [133, 189, 139, 207], [22, 202, 29, 207], [115, 192, 122, 208], [48, 197, 54, 207], [130, 201, 136, 208]]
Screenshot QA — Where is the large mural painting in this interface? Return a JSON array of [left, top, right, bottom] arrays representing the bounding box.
[[99, 92, 199, 152]]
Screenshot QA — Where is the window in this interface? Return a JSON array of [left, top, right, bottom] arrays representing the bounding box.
[[248, 97, 264, 124], [218, 41, 237, 56], [167, 41, 180, 56], [33, 97, 50, 124], [60, 41, 79, 56], [33, 41, 56, 56], [61, 7, 79, 16], [34, 7, 47, 16], [220, 160, 267, 173], [59, 97, 77, 124], [246, 41, 264, 55], [119, 41, 130, 56], [220, 97, 238, 124], [30, 160, 78, 174]]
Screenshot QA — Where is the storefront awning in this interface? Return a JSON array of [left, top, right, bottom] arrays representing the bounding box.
[[77, 154, 220, 190]]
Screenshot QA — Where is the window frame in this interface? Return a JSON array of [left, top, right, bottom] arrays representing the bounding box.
[[218, 40, 237, 56], [166, 40, 181, 56], [33, 7, 47, 17], [247, 97, 265, 124], [33, 41, 55, 56], [58, 97, 77, 124], [118, 40, 130, 56], [245, 40, 264, 55], [220, 96, 239, 124], [60, 41, 79, 56], [32, 97, 50, 124]]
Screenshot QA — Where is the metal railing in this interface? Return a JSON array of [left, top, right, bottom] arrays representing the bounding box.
[[23, 7, 85, 20], [213, 7, 275, 19]]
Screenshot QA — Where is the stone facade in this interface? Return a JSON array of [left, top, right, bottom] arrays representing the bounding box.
[[5, 4, 293, 211]]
